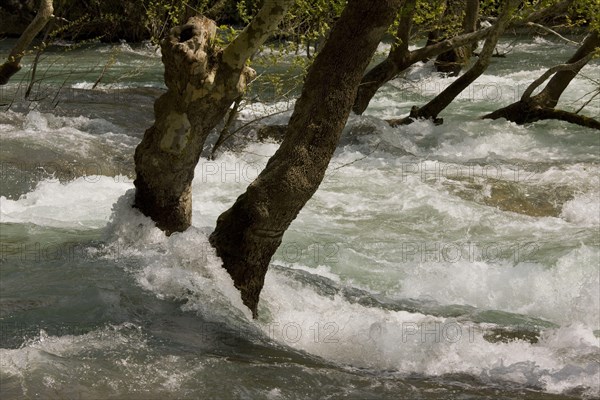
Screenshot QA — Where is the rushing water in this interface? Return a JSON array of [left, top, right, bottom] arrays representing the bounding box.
[[0, 36, 599, 399]]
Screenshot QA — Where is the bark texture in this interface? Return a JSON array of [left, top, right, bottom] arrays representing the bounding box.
[[210, 0, 403, 317], [482, 31, 599, 129], [134, 1, 294, 235], [0, 0, 53, 85]]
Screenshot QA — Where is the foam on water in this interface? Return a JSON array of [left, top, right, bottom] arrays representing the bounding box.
[[1, 35, 599, 397], [561, 192, 600, 225], [97, 184, 599, 396], [396, 245, 600, 327], [0, 323, 209, 398], [0, 176, 132, 229], [257, 266, 599, 396], [2, 145, 597, 396], [104, 191, 251, 322], [0, 110, 138, 156]]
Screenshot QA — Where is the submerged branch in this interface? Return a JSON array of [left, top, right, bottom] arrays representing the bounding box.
[[536, 107, 600, 129]]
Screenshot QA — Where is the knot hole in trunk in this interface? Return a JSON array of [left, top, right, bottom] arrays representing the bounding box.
[[179, 25, 196, 42]]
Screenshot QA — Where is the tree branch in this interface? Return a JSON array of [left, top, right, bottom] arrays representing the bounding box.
[[575, 89, 600, 114], [410, 26, 493, 63], [414, 0, 520, 119], [352, 24, 492, 115], [521, 50, 597, 100], [536, 107, 600, 129], [0, 0, 54, 85], [221, 0, 294, 70], [525, 22, 579, 45], [521, 0, 574, 24]]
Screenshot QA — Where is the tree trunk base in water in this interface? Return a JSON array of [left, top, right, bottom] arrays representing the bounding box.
[[133, 15, 257, 234], [209, 198, 282, 318], [482, 100, 600, 130], [0, 62, 21, 85], [386, 106, 444, 127], [133, 3, 295, 235], [210, 0, 403, 318], [134, 174, 192, 235]]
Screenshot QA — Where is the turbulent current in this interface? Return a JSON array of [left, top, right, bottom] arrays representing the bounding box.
[[0, 37, 599, 399]]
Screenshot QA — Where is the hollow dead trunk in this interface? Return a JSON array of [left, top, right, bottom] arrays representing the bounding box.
[[209, 0, 403, 317], [133, 17, 252, 234], [133, 1, 294, 234]]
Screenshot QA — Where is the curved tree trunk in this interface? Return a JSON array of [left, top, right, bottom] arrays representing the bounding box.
[[482, 31, 600, 129], [0, 0, 53, 85], [133, 1, 294, 235], [209, 0, 403, 318], [530, 30, 599, 108], [351, 0, 416, 115]]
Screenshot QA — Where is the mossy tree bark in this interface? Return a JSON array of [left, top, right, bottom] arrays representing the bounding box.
[[388, 0, 519, 126], [133, 1, 294, 235], [482, 30, 600, 129], [352, 0, 492, 115], [209, 0, 403, 318], [0, 0, 53, 85]]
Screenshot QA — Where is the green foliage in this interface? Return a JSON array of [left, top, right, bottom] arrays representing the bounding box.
[[279, 0, 345, 57], [235, 0, 261, 24], [412, 0, 447, 28], [143, 0, 213, 43], [567, 0, 600, 32], [251, 47, 312, 102]]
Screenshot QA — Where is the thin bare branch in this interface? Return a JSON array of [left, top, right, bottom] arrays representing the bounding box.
[[525, 22, 579, 45], [0, 0, 54, 85], [575, 89, 600, 114]]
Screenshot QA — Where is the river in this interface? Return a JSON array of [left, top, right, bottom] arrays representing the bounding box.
[[0, 36, 598, 399]]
